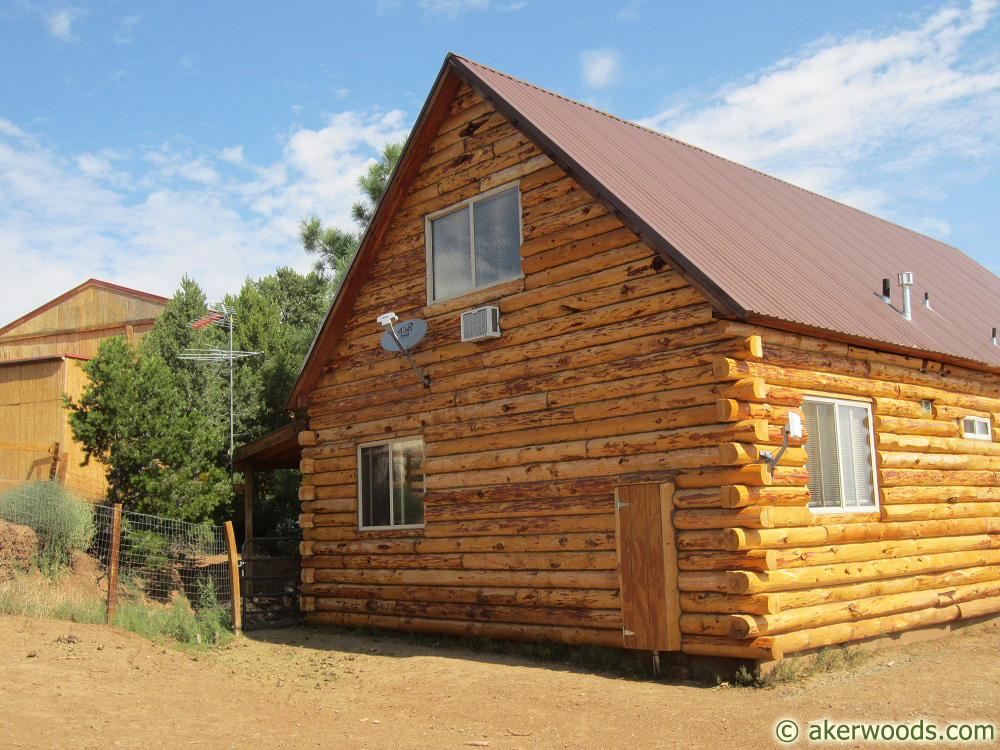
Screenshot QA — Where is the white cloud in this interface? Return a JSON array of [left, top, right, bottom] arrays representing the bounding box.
[[413, 0, 524, 15], [219, 146, 245, 165], [641, 0, 1000, 230], [0, 109, 409, 323], [614, 1, 645, 21], [580, 47, 621, 89], [45, 8, 78, 40], [113, 15, 140, 44]]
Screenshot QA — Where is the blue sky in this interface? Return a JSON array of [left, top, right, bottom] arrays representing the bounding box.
[[1, 0, 998, 324]]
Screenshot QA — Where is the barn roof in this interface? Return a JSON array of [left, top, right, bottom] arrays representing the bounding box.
[[0, 278, 170, 338], [287, 54, 1000, 409]]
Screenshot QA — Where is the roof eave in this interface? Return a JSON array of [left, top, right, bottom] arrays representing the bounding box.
[[738, 312, 1000, 376]]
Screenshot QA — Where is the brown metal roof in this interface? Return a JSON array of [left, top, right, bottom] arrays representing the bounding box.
[[286, 54, 1000, 409], [452, 55, 1000, 370]]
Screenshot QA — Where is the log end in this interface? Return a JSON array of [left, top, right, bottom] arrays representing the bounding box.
[[713, 356, 739, 380], [719, 442, 756, 465], [726, 570, 753, 594], [298, 430, 319, 447], [722, 527, 747, 552], [728, 614, 760, 639], [299, 541, 314, 556], [717, 398, 738, 422], [753, 419, 769, 442], [723, 484, 751, 508]]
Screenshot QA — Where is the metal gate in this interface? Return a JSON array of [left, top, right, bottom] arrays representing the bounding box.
[[239, 537, 303, 631]]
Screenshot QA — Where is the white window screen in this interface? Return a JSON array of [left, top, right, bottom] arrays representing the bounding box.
[[803, 398, 877, 510], [428, 186, 521, 300]]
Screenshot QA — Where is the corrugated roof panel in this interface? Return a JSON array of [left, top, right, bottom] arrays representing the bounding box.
[[455, 56, 1000, 369]]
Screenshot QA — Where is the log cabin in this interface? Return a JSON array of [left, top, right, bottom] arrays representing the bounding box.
[[284, 54, 1000, 666], [0, 279, 168, 499]]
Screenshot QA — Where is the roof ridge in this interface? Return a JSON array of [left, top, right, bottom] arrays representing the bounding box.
[[453, 55, 959, 252]]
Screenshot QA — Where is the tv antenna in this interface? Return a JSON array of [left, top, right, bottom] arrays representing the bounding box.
[[178, 303, 261, 464]]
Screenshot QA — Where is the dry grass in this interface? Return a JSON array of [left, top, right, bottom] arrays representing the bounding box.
[[0, 570, 106, 624]]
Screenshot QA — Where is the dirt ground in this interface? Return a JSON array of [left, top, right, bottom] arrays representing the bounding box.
[[1, 614, 997, 749]]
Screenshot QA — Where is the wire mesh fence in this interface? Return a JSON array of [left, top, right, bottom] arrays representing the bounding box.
[[0, 479, 235, 631]]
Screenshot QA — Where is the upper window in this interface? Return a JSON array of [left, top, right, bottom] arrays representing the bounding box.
[[358, 438, 425, 530], [802, 396, 878, 512], [426, 185, 522, 301], [961, 416, 993, 441]]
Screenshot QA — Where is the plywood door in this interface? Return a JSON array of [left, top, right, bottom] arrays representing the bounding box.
[[615, 482, 681, 651]]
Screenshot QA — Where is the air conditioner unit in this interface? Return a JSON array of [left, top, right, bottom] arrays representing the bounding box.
[[460, 306, 501, 342]]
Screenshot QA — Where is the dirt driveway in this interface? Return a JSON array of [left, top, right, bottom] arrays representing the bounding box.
[[1, 614, 997, 749]]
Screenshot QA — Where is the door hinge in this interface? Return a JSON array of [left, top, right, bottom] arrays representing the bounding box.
[[616, 501, 630, 509], [622, 628, 635, 638]]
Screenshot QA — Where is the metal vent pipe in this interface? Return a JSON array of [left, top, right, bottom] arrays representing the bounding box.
[[897, 272, 914, 321]]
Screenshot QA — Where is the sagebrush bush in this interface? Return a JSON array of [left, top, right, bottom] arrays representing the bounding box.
[[0, 481, 95, 572]]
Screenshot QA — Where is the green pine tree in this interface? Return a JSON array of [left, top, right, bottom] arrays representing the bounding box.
[[300, 139, 406, 281]]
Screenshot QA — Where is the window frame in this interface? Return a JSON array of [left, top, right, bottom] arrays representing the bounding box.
[[424, 181, 524, 304], [802, 395, 880, 515], [960, 416, 993, 441], [356, 436, 426, 531]]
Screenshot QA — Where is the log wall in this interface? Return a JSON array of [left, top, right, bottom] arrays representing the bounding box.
[[299, 82, 1000, 659], [690, 323, 1000, 659], [299, 84, 771, 647]]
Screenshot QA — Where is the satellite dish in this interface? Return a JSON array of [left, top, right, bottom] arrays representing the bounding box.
[[380, 318, 428, 352]]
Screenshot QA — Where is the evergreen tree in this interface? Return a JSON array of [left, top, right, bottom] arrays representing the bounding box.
[[351, 141, 405, 228], [300, 138, 406, 281], [227, 267, 331, 534], [65, 269, 331, 529], [66, 278, 230, 521]]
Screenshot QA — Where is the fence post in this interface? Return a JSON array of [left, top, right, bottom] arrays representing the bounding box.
[[106, 503, 122, 625], [223, 520, 242, 633]]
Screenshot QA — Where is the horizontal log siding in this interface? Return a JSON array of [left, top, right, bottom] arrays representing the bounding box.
[[688, 322, 1000, 659], [299, 85, 764, 647]]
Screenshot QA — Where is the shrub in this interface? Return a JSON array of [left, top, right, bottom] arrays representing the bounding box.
[[0, 482, 95, 573], [128, 529, 171, 569]]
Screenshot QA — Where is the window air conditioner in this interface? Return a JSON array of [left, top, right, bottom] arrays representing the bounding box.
[[460, 306, 501, 342]]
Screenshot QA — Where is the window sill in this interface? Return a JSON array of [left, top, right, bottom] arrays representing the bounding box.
[[807, 505, 879, 515], [423, 277, 524, 317], [358, 524, 426, 532]]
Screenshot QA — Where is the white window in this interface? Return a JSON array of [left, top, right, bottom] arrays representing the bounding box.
[[961, 416, 993, 441], [357, 438, 425, 529], [802, 396, 878, 512], [426, 184, 522, 301]]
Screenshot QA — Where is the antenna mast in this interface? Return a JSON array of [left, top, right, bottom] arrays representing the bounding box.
[[178, 303, 261, 466]]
